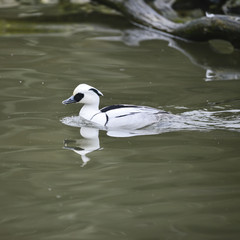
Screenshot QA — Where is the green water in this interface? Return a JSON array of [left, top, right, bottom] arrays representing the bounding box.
[[0, 19, 240, 240]]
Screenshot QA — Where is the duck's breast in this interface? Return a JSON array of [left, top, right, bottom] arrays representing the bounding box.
[[90, 112, 108, 126]]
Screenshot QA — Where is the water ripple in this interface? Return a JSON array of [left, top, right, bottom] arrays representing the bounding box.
[[61, 109, 240, 137]]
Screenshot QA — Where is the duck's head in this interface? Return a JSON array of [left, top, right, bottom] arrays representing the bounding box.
[[62, 84, 103, 105]]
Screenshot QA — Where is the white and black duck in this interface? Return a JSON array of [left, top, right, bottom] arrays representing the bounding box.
[[62, 84, 170, 129]]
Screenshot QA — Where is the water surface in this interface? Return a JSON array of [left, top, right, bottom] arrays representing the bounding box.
[[0, 18, 240, 240]]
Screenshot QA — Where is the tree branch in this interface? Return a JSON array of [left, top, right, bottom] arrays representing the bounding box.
[[93, 0, 240, 48]]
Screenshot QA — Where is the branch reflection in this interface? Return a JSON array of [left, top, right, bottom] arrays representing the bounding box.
[[96, 27, 240, 81]]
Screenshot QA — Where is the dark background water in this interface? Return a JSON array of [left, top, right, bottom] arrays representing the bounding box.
[[0, 3, 240, 240]]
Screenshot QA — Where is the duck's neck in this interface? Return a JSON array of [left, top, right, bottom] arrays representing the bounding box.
[[80, 102, 100, 120]]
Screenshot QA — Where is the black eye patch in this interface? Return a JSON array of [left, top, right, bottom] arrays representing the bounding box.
[[74, 93, 84, 102]]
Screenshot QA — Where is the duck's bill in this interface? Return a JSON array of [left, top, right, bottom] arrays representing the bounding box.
[[62, 96, 77, 104]]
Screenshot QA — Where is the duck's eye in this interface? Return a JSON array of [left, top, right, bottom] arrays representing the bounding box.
[[74, 93, 84, 102]]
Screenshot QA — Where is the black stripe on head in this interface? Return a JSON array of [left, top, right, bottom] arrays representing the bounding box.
[[74, 93, 84, 102], [89, 88, 102, 96]]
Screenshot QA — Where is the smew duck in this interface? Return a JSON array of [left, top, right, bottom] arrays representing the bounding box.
[[62, 84, 169, 129]]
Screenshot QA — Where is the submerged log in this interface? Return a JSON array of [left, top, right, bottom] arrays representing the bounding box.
[[93, 0, 240, 49]]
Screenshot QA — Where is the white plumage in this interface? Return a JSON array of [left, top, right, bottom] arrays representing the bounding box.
[[62, 84, 169, 129]]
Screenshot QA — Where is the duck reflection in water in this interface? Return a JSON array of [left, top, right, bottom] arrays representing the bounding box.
[[62, 116, 175, 167], [63, 127, 100, 167]]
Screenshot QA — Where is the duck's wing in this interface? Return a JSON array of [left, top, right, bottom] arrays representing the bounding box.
[[100, 104, 166, 118]]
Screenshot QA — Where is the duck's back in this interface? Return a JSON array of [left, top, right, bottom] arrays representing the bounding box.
[[100, 104, 168, 129]]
